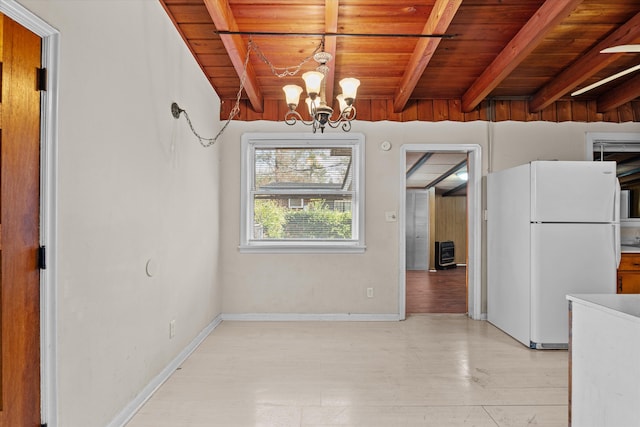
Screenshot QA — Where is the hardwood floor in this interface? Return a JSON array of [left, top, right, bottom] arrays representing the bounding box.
[[406, 266, 467, 314]]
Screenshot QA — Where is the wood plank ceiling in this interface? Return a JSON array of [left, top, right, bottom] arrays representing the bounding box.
[[160, 0, 640, 123]]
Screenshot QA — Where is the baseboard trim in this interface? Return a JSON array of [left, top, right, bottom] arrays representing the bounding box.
[[221, 313, 403, 321], [107, 314, 223, 427]]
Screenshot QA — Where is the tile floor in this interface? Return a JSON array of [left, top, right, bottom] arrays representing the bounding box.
[[127, 315, 568, 427]]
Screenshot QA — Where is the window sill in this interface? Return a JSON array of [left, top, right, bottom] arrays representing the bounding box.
[[238, 244, 366, 254]]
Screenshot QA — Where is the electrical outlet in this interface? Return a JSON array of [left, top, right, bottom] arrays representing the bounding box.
[[367, 287, 374, 298], [169, 319, 176, 339]]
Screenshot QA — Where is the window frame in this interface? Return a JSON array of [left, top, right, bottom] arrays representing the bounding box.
[[240, 132, 366, 253]]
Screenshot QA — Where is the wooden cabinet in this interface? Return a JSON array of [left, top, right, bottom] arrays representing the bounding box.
[[616, 253, 640, 293]]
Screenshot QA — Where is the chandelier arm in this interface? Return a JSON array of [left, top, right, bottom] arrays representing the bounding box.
[[323, 105, 357, 129], [326, 119, 343, 129], [284, 110, 315, 127], [341, 106, 357, 121]]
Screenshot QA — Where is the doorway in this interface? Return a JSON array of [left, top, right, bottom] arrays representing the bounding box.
[[405, 156, 467, 314], [399, 144, 482, 320]]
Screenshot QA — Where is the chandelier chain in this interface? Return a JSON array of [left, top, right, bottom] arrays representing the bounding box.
[[177, 38, 252, 147], [175, 37, 330, 145], [249, 38, 323, 78]]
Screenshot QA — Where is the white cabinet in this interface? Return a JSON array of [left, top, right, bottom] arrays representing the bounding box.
[[568, 294, 640, 427]]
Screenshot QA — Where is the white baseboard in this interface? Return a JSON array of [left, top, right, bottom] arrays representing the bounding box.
[[107, 314, 223, 427], [221, 313, 403, 321]]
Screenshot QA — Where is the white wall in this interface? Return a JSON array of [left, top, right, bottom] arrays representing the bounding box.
[[18, 1, 222, 426], [219, 120, 640, 316], [10, 0, 640, 423], [488, 121, 637, 172]]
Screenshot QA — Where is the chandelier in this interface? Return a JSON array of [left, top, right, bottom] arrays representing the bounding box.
[[282, 51, 360, 133]]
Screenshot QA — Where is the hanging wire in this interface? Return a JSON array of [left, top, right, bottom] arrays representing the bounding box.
[[250, 38, 323, 77], [172, 37, 324, 147], [171, 38, 252, 147]]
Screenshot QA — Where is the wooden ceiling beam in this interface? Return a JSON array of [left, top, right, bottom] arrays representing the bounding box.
[[324, 0, 339, 104], [529, 11, 640, 113], [204, 0, 263, 113], [461, 0, 584, 113], [597, 73, 640, 113], [393, 0, 462, 113]]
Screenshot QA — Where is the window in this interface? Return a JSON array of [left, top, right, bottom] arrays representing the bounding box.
[[588, 132, 640, 218], [288, 198, 304, 209], [240, 133, 365, 252]]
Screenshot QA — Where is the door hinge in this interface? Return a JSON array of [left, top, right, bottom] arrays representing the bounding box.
[[36, 67, 47, 91], [38, 246, 46, 270]]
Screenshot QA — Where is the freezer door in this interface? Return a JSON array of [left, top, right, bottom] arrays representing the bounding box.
[[531, 161, 618, 223], [530, 223, 617, 346]]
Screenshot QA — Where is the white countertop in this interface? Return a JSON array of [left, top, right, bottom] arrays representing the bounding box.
[[567, 294, 640, 323]]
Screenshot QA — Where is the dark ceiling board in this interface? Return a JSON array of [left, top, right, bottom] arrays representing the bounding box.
[[529, 11, 640, 112], [393, 0, 463, 113], [442, 182, 467, 197], [160, 0, 640, 122], [426, 159, 467, 190], [597, 73, 640, 112], [406, 153, 434, 178], [461, 0, 585, 113], [618, 166, 640, 179]]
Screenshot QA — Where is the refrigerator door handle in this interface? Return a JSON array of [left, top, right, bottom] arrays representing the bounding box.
[[614, 223, 621, 268], [614, 179, 621, 223], [614, 179, 621, 268]]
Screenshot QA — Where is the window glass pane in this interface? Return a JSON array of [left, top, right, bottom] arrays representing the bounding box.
[[241, 133, 364, 252], [254, 147, 353, 190], [253, 195, 353, 240]]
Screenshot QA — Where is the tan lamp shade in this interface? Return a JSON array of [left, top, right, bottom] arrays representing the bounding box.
[[302, 71, 324, 97], [339, 78, 360, 102], [283, 85, 303, 108]]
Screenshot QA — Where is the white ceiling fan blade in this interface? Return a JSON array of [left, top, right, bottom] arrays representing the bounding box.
[[601, 44, 640, 53], [571, 64, 640, 96]]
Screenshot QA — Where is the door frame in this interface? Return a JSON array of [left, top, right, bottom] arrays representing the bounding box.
[[0, 1, 59, 425], [399, 144, 482, 320]]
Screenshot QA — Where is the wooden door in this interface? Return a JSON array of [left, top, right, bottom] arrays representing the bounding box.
[[0, 14, 42, 426]]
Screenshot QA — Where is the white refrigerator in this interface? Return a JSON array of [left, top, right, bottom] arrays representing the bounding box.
[[487, 161, 620, 349]]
